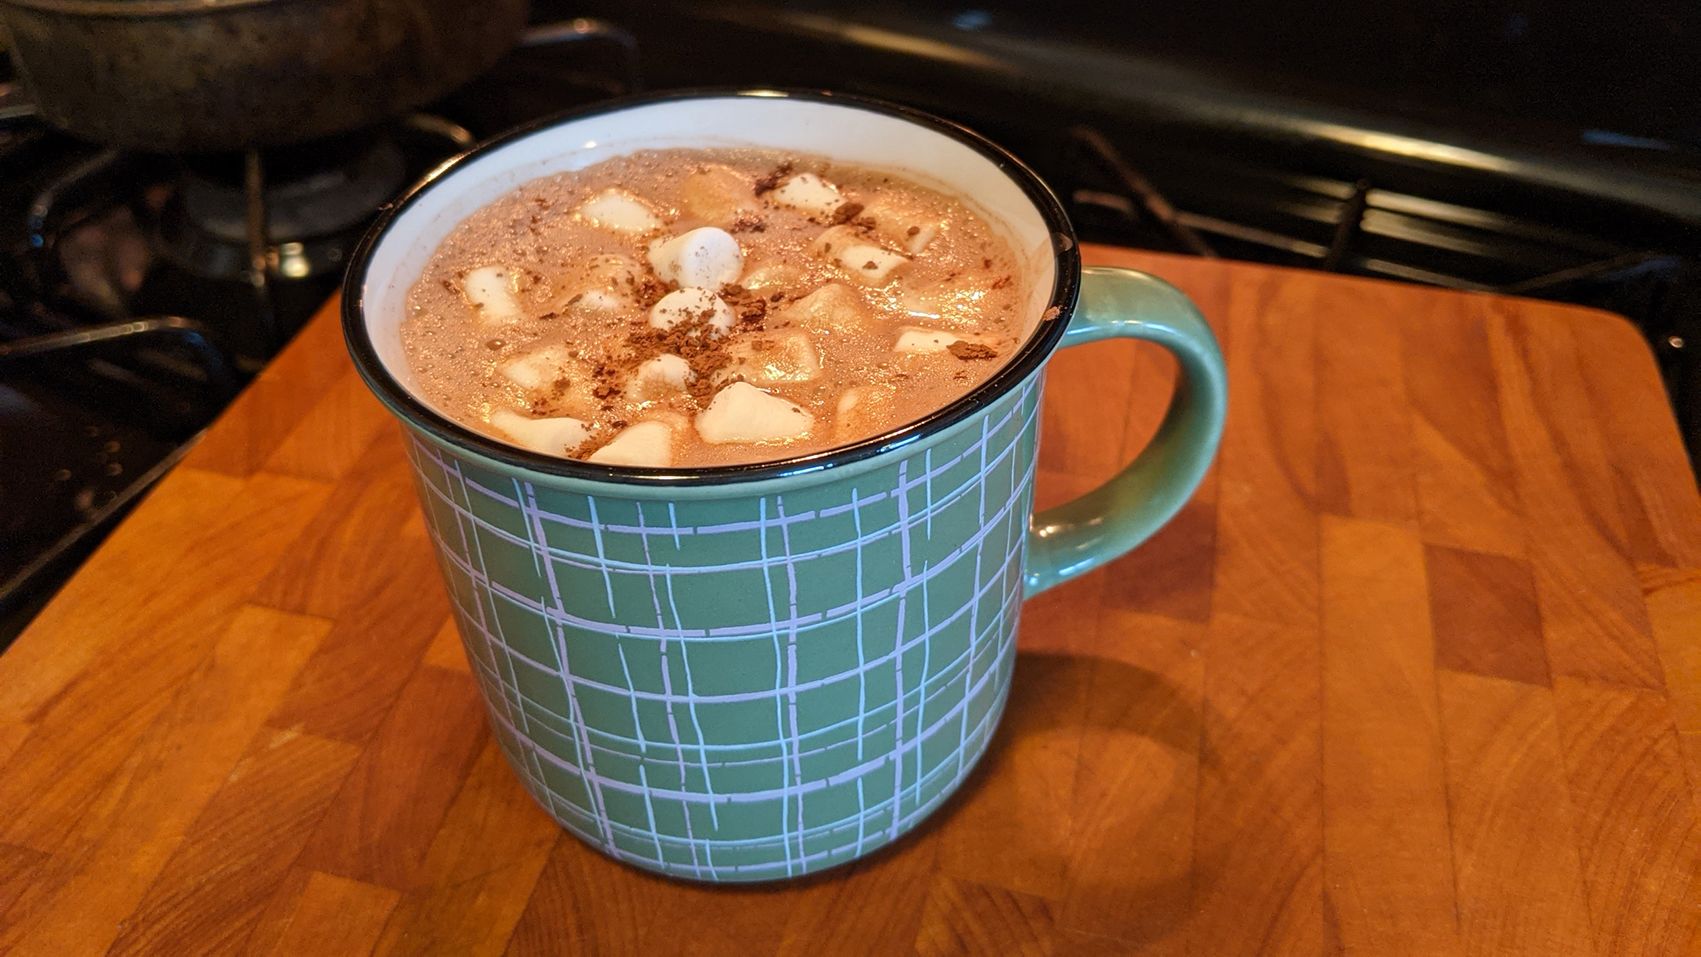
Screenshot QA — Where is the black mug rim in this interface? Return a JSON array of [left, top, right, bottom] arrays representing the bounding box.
[[341, 88, 1082, 486]]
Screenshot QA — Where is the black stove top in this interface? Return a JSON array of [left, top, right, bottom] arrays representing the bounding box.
[[0, 17, 642, 641], [4, 3, 1698, 646]]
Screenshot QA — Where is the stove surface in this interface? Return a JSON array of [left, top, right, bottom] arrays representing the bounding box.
[[0, 17, 643, 643]]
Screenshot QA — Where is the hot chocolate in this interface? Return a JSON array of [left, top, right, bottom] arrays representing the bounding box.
[[401, 147, 1028, 467]]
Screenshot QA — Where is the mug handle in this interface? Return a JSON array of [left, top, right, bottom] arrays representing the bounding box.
[[1024, 266, 1228, 597]]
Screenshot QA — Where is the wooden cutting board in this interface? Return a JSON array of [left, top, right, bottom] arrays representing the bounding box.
[[1, 247, 1698, 955]]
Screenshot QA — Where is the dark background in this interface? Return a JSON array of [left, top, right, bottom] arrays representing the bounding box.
[[548, 0, 1701, 155]]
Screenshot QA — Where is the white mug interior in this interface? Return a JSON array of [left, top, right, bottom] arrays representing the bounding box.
[[358, 92, 1062, 420]]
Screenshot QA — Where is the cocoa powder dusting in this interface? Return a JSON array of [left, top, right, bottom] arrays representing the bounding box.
[[752, 161, 793, 196], [947, 341, 999, 361], [635, 277, 664, 306], [721, 285, 768, 326], [624, 311, 736, 396], [828, 201, 864, 225]]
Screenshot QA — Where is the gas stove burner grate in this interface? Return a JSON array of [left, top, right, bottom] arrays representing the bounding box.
[[0, 17, 648, 645], [155, 136, 412, 283]]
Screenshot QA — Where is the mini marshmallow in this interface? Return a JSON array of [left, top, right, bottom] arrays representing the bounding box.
[[588, 420, 674, 467], [696, 382, 814, 444], [497, 347, 599, 417], [720, 330, 821, 385], [489, 409, 589, 455], [769, 173, 844, 218], [836, 389, 865, 418], [463, 265, 521, 324], [500, 344, 571, 390], [740, 261, 808, 292], [682, 165, 756, 224], [583, 254, 641, 289], [810, 226, 908, 285], [894, 328, 958, 354], [571, 289, 627, 313], [630, 353, 694, 397], [649, 287, 735, 336], [577, 188, 663, 234], [833, 383, 900, 443], [889, 222, 938, 255], [897, 286, 944, 321], [893, 326, 1001, 357], [647, 227, 743, 289], [775, 283, 872, 337], [562, 255, 642, 314], [896, 275, 993, 324], [860, 195, 941, 254]]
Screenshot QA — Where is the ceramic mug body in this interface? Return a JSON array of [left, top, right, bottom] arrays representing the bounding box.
[[344, 91, 1226, 882]]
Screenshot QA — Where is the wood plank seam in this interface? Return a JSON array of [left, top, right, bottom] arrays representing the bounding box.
[[1434, 669, 1599, 955], [211, 646, 442, 949]]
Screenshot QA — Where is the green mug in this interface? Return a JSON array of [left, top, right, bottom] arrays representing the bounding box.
[[344, 90, 1226, 882]]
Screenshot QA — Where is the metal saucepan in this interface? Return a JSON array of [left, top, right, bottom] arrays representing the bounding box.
[[0, 0, 530, 152]]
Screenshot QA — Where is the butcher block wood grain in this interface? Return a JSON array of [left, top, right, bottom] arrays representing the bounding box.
[[2, 247, 1699, 955]]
